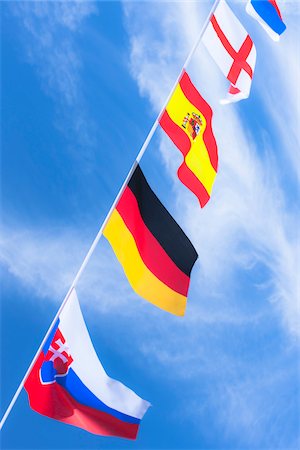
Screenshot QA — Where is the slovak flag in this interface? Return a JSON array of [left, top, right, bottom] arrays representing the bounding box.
[[246, 0, 286, 41], [202, 0, 256, 103], [24, 289, 150, 439]]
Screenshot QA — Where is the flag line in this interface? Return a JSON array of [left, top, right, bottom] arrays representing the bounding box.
[[0, 0, 221, 431]]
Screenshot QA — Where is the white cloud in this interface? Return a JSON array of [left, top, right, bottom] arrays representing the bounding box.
[[252, 6, 300, 181], [10, 1, 98, 148], [120, 5, 300, 441], [208, 365, 299, 448], [123, 0, 300, 338], [0, 224, 140, 317], [1, 222, 297, 446], [2, 0, 298, 340], [2, 3, 299, 447]]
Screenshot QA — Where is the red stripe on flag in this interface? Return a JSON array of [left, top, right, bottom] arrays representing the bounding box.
[[269, 0, 282, 19], [116, 186, 190, 296], [159, 110, 191, 155], [177, 163, 211, 208], [159, 111, 211, 208], [179, 71, 218, 172], [227, 36, 253, 84], [210, 15, 253, 84], [25, 353, 139, 439], [228, 85, 241, 94]]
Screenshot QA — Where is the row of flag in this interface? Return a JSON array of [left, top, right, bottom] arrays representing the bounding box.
[[23, 0, 286, 441]]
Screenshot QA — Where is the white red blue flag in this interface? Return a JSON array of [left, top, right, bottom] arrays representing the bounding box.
[[24, 289, 150, 439], [246, 0, 286, 41], [203, 0, 256, 104]]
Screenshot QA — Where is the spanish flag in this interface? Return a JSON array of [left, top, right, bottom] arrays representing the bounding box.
[[103, 165, 198, 316], [159, 70, 218, 208]]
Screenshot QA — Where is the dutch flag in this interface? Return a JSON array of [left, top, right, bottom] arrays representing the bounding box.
[[246, 0, 286, 41]]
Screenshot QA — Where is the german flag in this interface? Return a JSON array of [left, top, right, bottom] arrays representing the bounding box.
[[103, 165, 198, 316], [159, 70, 218, 208]]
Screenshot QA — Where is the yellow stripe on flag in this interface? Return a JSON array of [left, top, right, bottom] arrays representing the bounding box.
[[166, 83, 217, 195], [104, 210, 187, 316]]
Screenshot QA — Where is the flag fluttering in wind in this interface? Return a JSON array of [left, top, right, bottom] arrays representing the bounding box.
[[203, 0, 256, 103], [159, 70, 218, 208], [24, 289, 150, 439], [246, 0, 286, 41], [104, 165, 198, 316], [1, 0, 292, 439]]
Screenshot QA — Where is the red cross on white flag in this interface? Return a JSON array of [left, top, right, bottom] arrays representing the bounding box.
[[203, 0, 256, 104]]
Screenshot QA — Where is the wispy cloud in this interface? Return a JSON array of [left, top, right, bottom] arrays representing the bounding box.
[[2, 0, 298, 347], [10, 1, 98, 149], [1, 2, 299, 447], [0, 223, 139, 316], [123, 0, 300, 339], [121, 3, 300, 445]]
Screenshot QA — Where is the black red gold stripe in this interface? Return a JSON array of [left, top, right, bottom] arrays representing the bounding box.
[[104, 165, 198, 315]]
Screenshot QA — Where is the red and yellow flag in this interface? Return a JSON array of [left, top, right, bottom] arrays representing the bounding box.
[[159, 70, 218, 208], [104, 165, 198, 316]]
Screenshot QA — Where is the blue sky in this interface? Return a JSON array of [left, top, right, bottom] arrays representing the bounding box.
[[1, 1, 299, 449]]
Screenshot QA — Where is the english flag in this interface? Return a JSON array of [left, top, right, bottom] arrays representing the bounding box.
[[203, 0, 256, 103], [246, 0, 286, 41], [24, 289, 150, 439]]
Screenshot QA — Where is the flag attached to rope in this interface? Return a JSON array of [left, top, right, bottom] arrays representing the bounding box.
[[24, 289, 150, 439], [246, 0, 286, 41], [103, 165, 198, 316], [202, 0, 256, 103], [159, 70, 218, 208]]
